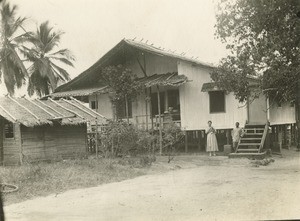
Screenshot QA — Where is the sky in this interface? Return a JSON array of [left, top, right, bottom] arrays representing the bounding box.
[[1, 0, 228, 96]]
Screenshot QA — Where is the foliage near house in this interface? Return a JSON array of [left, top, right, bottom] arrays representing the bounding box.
[[0, 1, 28, 95], [22, 21, 75, 96], [99, 120, 184, 160], [0, 1, 74, 97], [100, 65, 143, 120], [212, 0, 300, 103]]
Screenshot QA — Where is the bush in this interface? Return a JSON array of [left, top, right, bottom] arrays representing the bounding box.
[[162, 123, 185, 162], [99, 121, 184, 160], [100, 120, 139, 156]]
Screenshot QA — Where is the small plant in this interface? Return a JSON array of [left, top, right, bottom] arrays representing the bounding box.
[[100, 120, 139, 157], [162, 123, 185, 163]]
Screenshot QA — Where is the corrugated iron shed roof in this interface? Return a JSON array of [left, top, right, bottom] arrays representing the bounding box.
[[0, 97, 107, 127], [50, 86, 109, 98]]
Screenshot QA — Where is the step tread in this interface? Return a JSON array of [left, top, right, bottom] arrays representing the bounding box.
[[237, 149, 259, 152], [244, 133, 263, 135], [239, 143, 261, 146], [241, 138, 262, 140]]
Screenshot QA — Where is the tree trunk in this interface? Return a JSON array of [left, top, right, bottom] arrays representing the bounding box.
[[125, 95, 129, 123]]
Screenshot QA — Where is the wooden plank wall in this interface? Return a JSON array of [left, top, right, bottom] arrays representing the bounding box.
[[3, 123, 22, 166], [21, 124, 87, 163]]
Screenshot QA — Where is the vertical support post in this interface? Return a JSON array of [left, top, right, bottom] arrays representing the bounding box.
[[17, 123, 23, 165], [95, 94, 98, 112], [145, 89, 149, 131], [157, 85, 163, 155], [95, 120, 98, 158], [296, 79, 300, 150], [185, 131, 188, 153], [226, 129, 230, 145], [150, 87, 154, 130]]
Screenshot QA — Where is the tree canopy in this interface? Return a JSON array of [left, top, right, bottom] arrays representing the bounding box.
[[0, 1, 74, 97], [212, 0, 300, 104], [22, 21, 75, 96], [0, 0, 28, 95]]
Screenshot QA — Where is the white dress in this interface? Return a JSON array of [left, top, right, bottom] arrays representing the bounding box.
[[206, 127, 219, 152]]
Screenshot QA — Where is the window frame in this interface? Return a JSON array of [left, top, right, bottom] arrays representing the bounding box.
[[90, 100, 98, 110], [116, 98, 133, 119], [4, 122, 14, 139], [209, 91, 226, 114]]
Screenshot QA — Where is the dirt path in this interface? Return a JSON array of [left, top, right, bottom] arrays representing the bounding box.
[[5, 153, 300, 221]]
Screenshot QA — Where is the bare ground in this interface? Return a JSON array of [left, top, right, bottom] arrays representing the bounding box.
[[5, 149, 300, 221]]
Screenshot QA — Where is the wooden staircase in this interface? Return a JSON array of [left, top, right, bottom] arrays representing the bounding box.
[[229, 123, 268, 158]]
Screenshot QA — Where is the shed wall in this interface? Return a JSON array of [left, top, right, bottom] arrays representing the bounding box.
[[3, 123, 22, 166], [20, 124, 87, 163]]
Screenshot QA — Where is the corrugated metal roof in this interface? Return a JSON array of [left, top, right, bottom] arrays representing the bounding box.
[[201, 82, 224, 92], [0, 97, 107, 127], [124, 39, 215, 68], [55, 38, 213, 93], [51, 86, 109, 98], [139, 72, 189, 87]]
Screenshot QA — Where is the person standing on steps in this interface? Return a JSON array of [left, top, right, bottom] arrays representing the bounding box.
[[206, 121, 218, 156], [231, 122, 244, 152]]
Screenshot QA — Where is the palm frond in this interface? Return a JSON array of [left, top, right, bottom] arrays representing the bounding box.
[[50, 61, 71, 81], [7, 42, 28, 77], [48, 49, 75, 61], [19, 46, 40, 61], [49, 56, 74, 67]]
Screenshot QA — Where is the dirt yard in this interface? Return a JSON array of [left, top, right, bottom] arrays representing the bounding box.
[[5, 149, 300, 221]]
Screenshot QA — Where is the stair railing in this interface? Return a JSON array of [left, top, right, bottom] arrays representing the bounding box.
[[235, 120, 247, 153], [259, 123, 269, 152]]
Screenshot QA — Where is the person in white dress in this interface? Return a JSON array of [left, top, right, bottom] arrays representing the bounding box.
[[206, 121, 218, 156]]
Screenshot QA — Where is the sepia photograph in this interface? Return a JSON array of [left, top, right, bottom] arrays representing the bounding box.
[[0, 0, 300, 220]]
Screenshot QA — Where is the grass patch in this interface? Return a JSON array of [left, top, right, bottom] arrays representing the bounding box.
[[0, 157, 153, 205]]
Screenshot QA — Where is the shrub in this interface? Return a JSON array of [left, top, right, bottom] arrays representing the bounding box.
[[100, 120, 139, 156]]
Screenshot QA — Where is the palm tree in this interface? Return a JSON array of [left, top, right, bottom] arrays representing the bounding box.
[[21, 21, 75, 96], [0, 1, 28, 95]]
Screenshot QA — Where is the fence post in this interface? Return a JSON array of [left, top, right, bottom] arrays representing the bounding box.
[[95, 120, 98, 158]]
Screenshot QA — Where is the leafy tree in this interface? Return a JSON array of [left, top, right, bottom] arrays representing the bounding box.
[[21, 21, 75, 96], [100, 65, 143, 121], [0, 0, 28, 95], [212, 0, 300, 102], [212, 0, 300, 146]]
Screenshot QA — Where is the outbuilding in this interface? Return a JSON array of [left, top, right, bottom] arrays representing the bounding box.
[[0, 96, 106, 166]]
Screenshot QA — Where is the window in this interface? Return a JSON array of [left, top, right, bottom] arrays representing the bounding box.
[[116, 99, 132, 119], [151, 92, 165, 116], [167, 90, 180, 111], [209, 91, 225, 113], [4, 122, 14, 138], [90, 100, 98, 110]]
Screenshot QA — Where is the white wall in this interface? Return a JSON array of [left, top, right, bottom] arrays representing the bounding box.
[[178, 61, 248, 130], [125, 52, 178, 77], [248, 90, 267, 124], [269, 101, 296, 125], [89, 93, 114, 119]]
